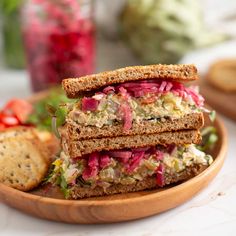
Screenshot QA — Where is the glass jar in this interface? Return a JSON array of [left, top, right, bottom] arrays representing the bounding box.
[[22, 0, 95, 92]]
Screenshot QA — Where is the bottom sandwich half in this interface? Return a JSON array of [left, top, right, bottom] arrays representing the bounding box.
[[47, 144, 213, 199]]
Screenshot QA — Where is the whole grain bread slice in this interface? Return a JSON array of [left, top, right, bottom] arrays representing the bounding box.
[[63, 64, 198, 98], [65, 112, 204, 140], [69, 164, 207, 199], [63, 130, 201, 158]]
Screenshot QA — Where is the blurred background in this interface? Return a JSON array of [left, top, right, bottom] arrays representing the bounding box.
[[0, 0, 236, 119]]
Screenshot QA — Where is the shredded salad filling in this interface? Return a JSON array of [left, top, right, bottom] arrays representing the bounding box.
[[67, 80, 204, 130], [48, 144, 212, 197]]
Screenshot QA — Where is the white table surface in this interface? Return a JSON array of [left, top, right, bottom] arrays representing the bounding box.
[[1, 35, 236, 236]]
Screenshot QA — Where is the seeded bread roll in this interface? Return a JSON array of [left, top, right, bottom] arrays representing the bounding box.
[[70, 164, 207, 199], [62, 64, 198, 98], [65, 113, 204, 140], [63, 130, 201, 158], [0, 137, 49, 191]]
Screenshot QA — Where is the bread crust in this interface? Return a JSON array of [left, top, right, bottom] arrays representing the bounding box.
[[63, 130, 201, 158], [65, 113, 204, 140], [69, 164, 207, 199], [62, 64, 198, 98]]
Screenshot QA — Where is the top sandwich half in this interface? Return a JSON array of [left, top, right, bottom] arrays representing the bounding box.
[[63, 64, 198, 98], [61, 64, 204, 141]]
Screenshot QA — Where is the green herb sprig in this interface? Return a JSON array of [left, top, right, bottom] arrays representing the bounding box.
[[196, 126, 218, 152], [27, 88, 74, 132]]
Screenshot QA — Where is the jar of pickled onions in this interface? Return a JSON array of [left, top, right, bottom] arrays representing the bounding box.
[[22, 0, 95, 92]]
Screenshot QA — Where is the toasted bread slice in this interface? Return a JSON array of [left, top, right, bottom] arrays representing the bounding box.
[[63, 64, 198, 98], [0, 137, 49, 191], [65, 113, 204, 140], [63, 130, 201, 158], [69, 164, 207, 199]]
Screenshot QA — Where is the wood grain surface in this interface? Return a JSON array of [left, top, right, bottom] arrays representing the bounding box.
[[0, 113, 227, 224]]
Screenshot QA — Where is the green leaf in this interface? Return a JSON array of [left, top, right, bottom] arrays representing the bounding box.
[[43, 167, 54, 183], [61, 188, 71, 199], [60, 175, 68, 190], [46, 104, 57, 117], [55, 105, 68, 126], [208, 133, 218, 144], [201, 126, 216, 136], [196, 125, 218, 152], [209, 110, 216, 122], [57, 168, 71, 199], [55, 176, 61, 186], [26, 88, 74, 131]]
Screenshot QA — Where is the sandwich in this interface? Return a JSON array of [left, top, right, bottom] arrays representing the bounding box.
[[48, 64, 213, 199], [62, 64, 204, 157]]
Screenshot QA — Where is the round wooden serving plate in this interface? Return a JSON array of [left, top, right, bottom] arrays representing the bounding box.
[[0, 113, 227, 224]]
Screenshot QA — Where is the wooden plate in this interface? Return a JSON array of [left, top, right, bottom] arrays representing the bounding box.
[[0, 112, 227, 224]]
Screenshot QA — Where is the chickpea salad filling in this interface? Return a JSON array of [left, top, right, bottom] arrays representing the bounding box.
[[47, 144, 213, 198], [66, 80, 205, 130]]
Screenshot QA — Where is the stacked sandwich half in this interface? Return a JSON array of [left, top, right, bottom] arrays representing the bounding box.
[[49, 64, 213, 199]]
